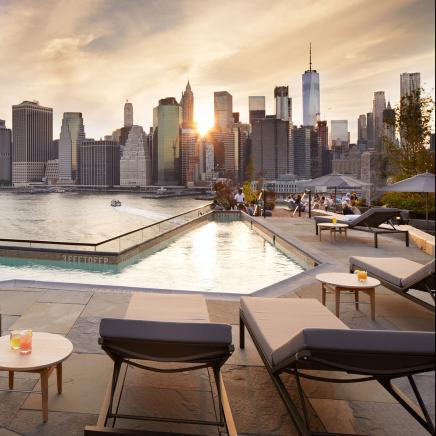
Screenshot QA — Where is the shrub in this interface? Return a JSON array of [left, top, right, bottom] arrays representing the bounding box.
[[380, 192, 435, 218]]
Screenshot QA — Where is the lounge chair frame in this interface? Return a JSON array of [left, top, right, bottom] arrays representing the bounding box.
[[350, 263, 435, 312], [239, 310, 435, 436], [97, 343, 232, 434]]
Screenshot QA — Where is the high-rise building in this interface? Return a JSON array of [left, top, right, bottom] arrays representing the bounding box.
[[316, 121, 331, 176], [58, 112, 86, 183], [274, 86, 292, 122], [251, 118, 290, 179], [207, 131, 234, 178], [292, 125, 312, 179], [124, 100, 133, 127], [153, 97, 182, 185], [357, 114, 367, 142], [302, 44, 320, 126], [383, 102, 396, 146], [366, 112, 375, 149], [180, 81, 194, 128], [248, 96, 266, 125], [12, 100, 53, 185], [214, 91, 233, 133], [120, 125, 151, 187], [331, 120, 349, 158], [80, 140, 120, 186], [373, 91, 386, 152], [400, 72, 421, 99], [180, 128, 199, 186], [0, 119, 12, 184]]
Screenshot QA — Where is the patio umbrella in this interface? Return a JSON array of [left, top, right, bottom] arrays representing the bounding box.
[[299, 174, 370, 211], [380, 172, 435, 224]]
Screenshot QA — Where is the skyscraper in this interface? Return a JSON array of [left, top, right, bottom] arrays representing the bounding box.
[[302, 43, 320, 126], [180, 81, 194, 128], [248, 96, 266, 125], [181, 128, 199, 186], [12, 100, 53, 185], [357, 114, 368, 151], [331, 120, 349, 158], [120, 125, 151, 187], [214, 91, 233, 133], [274, 86, 292, 122], [400, 72, 421, 99], [373, 91, 386, 152], [80, 140, 120, 186], [124, 100, 133, 127], [0, 119, 12, 184], [153, 97, 182, 185], [59, 112, 86, 183], [292, 125, 312, 179], [383, 102, 396, 145], [366, 112, 375, 149]]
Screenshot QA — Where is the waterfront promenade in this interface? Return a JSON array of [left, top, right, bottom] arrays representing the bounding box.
[[0, 213, 434, 435]]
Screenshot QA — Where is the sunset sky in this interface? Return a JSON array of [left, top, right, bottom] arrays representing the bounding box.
[[0, 0, 434, 141]]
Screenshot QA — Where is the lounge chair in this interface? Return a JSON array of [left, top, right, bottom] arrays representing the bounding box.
[[85, 293, 235, 436], [350, 256, 435, 311], [314, 207, 409, 248], [239, 297, 435, 435]]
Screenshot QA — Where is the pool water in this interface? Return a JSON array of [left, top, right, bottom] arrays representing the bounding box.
[[0, 221, 306, 294]]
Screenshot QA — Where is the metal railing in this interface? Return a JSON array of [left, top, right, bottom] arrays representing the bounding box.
[[0, 203, 213, 254]]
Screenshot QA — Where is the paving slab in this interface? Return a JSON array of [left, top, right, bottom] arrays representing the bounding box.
[[222, 365, 324, 435], [309, 398, 357, 434], [66, 316, 103, 354], [350, 400, 431, 436], [21, 353, 113, 415], [206, 299, 240, 324], [6, 410, 97, 436], [0, 391, 29, 428], [81, 292, 131, 318], [227, 324, 263, 367], [0, 291, 42, 316], [9, 303, 84, 335], [37, 289, 93, 305], [0, 428, 21, 436]]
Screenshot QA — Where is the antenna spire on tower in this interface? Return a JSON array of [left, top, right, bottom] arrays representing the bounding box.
[[309, 42, 312, 71]]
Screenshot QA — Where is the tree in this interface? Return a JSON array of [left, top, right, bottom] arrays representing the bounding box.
[[384, 89, 435, 181]]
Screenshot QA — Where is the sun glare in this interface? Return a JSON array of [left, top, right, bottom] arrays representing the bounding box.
[[195, 107, 214, 136]]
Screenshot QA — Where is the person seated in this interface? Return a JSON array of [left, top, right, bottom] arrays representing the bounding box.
[[342, 201, 354, 215], [212, 200, 224, 211], [237, 203, 248, 213]]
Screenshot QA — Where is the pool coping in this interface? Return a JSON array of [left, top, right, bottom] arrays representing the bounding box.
[[0, 211, 335, 299]]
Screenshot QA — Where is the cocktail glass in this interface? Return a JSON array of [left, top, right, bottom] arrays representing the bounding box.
[[357, 270, 368, 282], [19, 330, 32, 355], [10, 331, 21, 350]]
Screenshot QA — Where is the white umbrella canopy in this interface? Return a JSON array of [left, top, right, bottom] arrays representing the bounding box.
[[381, 172, 435, 193], [381, 172, 435, 225], [300, 173, 370, 189]]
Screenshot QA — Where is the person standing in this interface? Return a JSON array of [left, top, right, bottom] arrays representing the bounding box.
[[234, 188, 245, 208]]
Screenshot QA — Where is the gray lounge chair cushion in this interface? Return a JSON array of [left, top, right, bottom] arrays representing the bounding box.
[[348, 207, 400, 228], [240, 298, 347, 370], [350, 257, 435, 289]]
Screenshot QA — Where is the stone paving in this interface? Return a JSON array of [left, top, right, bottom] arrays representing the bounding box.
[[0, 213, 434, 436]]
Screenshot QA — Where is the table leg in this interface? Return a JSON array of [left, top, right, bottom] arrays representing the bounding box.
[[345, 228, 348, 239], [56, 363, 62, 394], [40, 368, 49, 423], [8, 371, 14, 390], [369, 289, 376, 321], [335, 288, 341, 317], [354, 290, 359, 310], [322, 283, 326, 306]]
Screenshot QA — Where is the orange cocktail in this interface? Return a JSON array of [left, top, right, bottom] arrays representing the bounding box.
[[332, 217, 337, 224], [357, 270, 368, 282], [19, 330, 32, 355]]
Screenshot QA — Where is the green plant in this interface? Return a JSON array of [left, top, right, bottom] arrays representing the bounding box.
[[380, 192, 435, 218]]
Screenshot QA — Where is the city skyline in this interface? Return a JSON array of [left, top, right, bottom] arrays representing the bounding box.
[[0, 0, 434, 141]]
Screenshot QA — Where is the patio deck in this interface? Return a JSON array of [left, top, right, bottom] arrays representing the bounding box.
[[0, 213, 434, 436]]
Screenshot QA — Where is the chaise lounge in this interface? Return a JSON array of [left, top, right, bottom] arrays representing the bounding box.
[[84, 293, 236, 436], [314, 207, 409, 248], [239, 297, 435, 435], [350, 256, 435, 311]]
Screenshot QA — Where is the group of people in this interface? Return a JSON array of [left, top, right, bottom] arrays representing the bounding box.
[[312, 192, 361, 215], [212, 188, 256, 216]]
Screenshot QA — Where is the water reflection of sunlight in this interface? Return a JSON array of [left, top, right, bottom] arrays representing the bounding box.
[[191, 221, 217, 284]]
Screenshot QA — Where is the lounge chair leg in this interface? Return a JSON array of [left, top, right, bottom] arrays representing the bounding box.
[[406, 232, 410, 247], [239, 315, 245, 349], [354, 291, 359, 311], [374, 233, 378, 248], [212, 366, 225, 428], [105, 359, 123, 426]]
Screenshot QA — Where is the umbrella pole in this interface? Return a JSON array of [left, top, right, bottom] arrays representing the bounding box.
[[335, 187, 337, 212], [426, 192, 429, 230]]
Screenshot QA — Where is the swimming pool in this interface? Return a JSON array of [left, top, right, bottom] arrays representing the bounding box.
[[0, 221, 306, 294]]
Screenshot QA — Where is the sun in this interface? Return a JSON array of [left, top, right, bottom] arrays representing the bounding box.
[[195, 106, 214, 137]]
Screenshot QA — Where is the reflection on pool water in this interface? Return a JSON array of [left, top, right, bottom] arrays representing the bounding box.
[[0, 221, 306, 294]]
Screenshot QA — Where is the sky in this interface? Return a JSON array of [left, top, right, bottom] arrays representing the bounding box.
[[0, 0, 434, 142]]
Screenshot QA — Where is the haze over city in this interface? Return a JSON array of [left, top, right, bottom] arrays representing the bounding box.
[[0, 0, 434, 141]]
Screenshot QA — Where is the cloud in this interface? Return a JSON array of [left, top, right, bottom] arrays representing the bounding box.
[[0, 0, 434, 141]]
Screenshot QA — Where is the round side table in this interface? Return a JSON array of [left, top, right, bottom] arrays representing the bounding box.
[[317, 223, 349, 242], [316, 272, 381, 320], [0, 332, 73, 422]]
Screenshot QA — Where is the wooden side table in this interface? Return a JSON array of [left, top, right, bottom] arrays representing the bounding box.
[[317, 223, 349, 242], [316, 273, 381, 320], [0, 332, 73, 422]]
